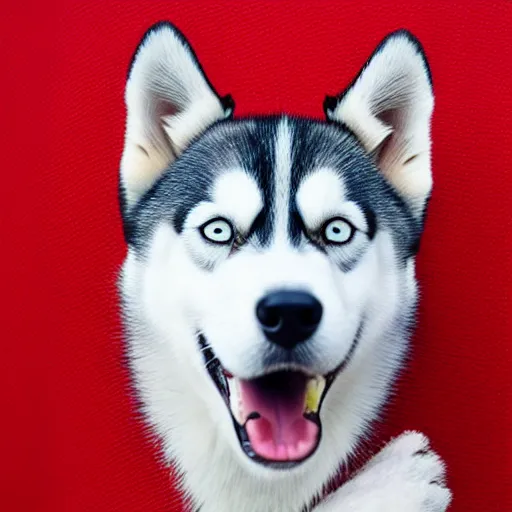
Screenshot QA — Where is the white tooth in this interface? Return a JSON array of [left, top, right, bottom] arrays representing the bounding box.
[[304, 376, 326, 414], [228, 378, 243, 424]]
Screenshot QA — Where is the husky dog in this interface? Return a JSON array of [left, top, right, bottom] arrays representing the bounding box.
[[118, 22, 451, 512]]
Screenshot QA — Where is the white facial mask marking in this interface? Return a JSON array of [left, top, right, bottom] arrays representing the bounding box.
[[296, 168, 368, 233], [213, 170, 263, 233], [273, 119, 292, 246]]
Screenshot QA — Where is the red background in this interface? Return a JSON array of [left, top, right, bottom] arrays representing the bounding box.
[[1, 1, 511, 510]]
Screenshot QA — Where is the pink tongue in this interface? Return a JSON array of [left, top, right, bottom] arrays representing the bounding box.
[[239, 374, 319, 461]]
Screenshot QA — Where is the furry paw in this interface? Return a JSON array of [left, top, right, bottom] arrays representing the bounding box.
[[314, 432, 452, 512]]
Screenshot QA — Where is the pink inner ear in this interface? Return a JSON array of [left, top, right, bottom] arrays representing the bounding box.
[[373, 108, 408, 173], [156, 96, 179, 119]]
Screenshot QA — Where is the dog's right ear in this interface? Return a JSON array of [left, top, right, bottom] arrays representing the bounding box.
[[324, 31, 434, 219], [120, 22, 234, 211]]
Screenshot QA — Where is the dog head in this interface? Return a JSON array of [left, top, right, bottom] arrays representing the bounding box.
[[119, 22, 433, 474]]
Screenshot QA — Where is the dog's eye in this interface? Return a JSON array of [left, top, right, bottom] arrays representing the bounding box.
[[322, 218, 355, 245], [200, 218, 234, 244]]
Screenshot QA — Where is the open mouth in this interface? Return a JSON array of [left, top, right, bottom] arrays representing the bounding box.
[[199, 332, 360, 469]]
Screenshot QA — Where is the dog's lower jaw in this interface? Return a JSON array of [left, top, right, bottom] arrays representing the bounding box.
[[163, 358, 402, 512], [125, 321, 412, 512], [124, 325, 411, 512]]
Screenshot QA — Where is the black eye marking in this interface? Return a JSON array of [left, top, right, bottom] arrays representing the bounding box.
[[362, 207, 377, 240]]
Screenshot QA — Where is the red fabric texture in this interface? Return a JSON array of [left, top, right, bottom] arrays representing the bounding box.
[[1, 1, 511, 510]]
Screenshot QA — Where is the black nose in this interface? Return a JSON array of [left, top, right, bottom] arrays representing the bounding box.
[[256, 290, 323, 349]]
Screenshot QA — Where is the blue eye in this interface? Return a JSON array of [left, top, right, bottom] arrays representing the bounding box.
[[322, 218, 355, 245], [200, 218, 234, 244]]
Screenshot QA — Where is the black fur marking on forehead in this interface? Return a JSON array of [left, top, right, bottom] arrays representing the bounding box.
[[363, 207, 377, 241], [231, 119, 277, 247], [127, 115, 422, 262]]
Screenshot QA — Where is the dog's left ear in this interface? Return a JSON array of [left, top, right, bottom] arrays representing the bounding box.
[[324, 30, 434, 217], [120, 22, 234, 211]]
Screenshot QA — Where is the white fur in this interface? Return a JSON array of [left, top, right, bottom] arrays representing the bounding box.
[[212, 170, 263, 232], [314, 432, 451, 511], [326, 34, 434, 216], [273, 118, 293, 246], [296, 168, 368, 232]]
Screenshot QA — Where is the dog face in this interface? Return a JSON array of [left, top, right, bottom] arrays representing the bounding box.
[[119, 22, 433, 478]]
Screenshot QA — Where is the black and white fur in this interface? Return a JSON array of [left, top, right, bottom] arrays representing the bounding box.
[[118, 22, 451, 512]]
